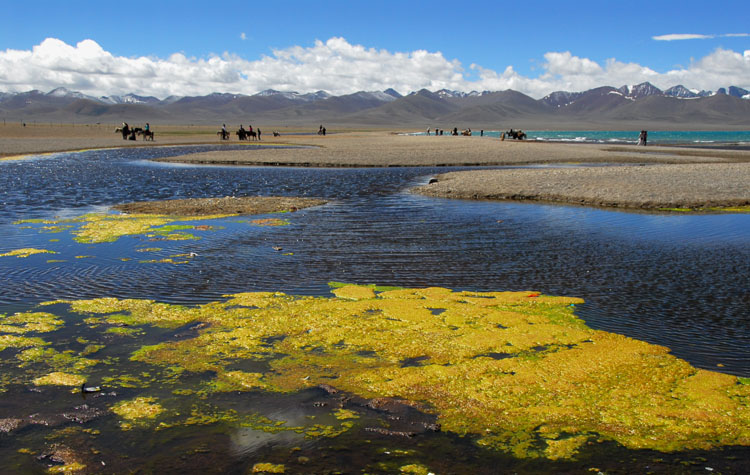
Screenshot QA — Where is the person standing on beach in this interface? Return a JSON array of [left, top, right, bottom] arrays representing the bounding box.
[[427, 127, 431, 136], [638, 130, 648, 146]]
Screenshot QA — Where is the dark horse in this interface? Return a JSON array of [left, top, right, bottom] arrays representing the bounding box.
[[506, 129, 527, 140], [236, 129, 258, 141], [217, 129, 230, 140], [137, 129, 155, 141]]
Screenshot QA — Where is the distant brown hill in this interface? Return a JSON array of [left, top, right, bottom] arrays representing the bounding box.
[[1, 82, 748, 129]]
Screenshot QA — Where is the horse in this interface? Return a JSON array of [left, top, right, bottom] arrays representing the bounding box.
[[137, 129, 155, 141], [506, 129, 527, 140], [461, 129, 472, 136], [217, 129, 230, 140], [272, 131, 281, 137]]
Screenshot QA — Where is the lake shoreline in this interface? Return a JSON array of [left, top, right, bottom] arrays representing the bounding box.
[[3, 125, 750, 210]]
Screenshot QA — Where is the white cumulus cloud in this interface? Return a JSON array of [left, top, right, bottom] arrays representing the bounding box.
[[0, 37, 748, 99]]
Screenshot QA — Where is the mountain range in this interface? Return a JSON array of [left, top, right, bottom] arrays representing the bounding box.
[[2, 83, 749, 129]]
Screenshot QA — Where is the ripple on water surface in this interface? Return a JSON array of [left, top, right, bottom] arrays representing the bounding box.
[[0, 147, 749, 377]]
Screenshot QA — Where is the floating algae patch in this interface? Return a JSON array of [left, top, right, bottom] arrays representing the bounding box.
[[112, 397, 165, 429], [251, 463, 285, 473], [32, 372, 86, 387], [0, 311, 63, 334], [10, 286, 750, 462], [0, 248, 58, 258], [250, 218, 290, 227], [15, 212, 222, 244]]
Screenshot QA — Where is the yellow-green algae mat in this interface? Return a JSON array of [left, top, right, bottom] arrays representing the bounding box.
[[3, 285, 750, 461], [14, 212, 230, 244]]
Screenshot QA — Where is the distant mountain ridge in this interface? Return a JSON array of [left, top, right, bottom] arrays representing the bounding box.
[[1, 82, 748, 128]]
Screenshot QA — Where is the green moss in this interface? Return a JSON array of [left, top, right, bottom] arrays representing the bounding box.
[[251, 463, 285, 473], [33, 372, 86, 387], [399, 464, 432, 475], [13, 212, 229, 244], [0, 334, 49, 352], [27, 286, 750, 460], [112, 397, 164, 429], [139, 258, 190, 264], [0, 311, 63, 334], [0, 248, 57, 258]]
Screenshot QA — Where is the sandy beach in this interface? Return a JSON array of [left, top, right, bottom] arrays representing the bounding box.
[[3, 124, 749, 209], [412, 163, 750, 209]]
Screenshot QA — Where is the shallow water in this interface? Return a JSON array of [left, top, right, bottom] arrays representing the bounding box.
[[1, 146, 749, 472]]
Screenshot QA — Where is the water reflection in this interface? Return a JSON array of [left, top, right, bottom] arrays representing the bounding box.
[[1, 146, 748, 378]]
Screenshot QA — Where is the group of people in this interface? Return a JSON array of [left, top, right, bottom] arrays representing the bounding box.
[[426, 127, 479, 136], [119, 122, 152, 140], [318, 125, 327, 135]]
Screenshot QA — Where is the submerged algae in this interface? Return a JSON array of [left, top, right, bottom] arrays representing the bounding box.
[[4, 286, 748, 462], [0, 248, 58, 258], [43, 286, 750, 460], [15, 212, 223, 244], [112, 397, 165, 429]]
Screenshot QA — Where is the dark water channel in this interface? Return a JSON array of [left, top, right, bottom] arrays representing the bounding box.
[[1, 146, 749, 473]]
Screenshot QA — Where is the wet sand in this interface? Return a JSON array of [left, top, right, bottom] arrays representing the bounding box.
[[153, 132, 750, 167], [3, 125, 750, 209]]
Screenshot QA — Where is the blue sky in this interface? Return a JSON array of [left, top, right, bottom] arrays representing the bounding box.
[[1, 0, 748, 98]]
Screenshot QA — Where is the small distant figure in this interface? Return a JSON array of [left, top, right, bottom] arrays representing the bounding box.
[[439, 129, 444, 136], [257, 128, 261, 141], [426, 127, 431, 136], [219, 123, 229, 140], [480, 130, 484, 137], [452, 127, 458, 136], [273, 131, 281, 137], [322, 126, 326, 136], [318, 125, 324, 135], [638, 130, 648, 146]]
